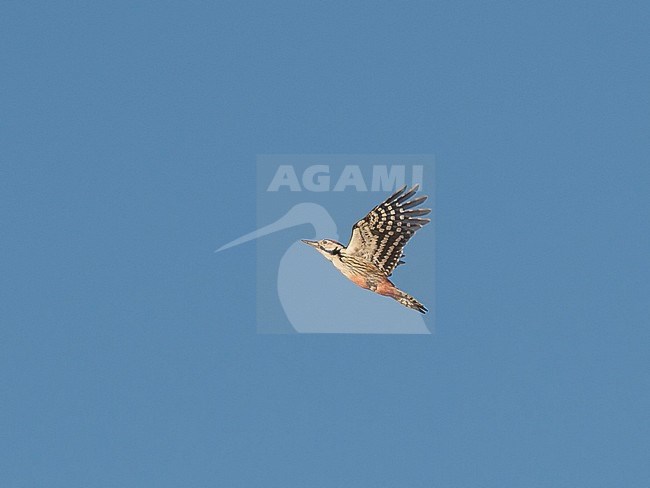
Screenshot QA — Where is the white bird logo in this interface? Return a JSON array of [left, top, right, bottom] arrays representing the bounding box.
[[216, 186, 432, 334]]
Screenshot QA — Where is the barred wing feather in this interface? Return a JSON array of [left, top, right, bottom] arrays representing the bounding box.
[[346, 185, 431, 276]]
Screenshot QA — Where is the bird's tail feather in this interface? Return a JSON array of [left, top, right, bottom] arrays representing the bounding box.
[[389, 288, 428, 314]]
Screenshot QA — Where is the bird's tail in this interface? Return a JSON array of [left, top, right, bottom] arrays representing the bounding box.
[[389, 287, 428, 314]]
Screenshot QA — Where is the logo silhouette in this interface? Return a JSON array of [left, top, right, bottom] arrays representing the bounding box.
[[216, 186, 432, 334]]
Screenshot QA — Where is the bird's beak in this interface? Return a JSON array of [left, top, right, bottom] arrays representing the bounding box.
[[301, 239, 318, 248]]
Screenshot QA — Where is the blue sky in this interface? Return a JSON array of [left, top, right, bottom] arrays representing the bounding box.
[[1, 2, 649, 487]]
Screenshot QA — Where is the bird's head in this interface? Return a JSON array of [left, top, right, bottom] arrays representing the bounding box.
[[301, 239, 344, 261]]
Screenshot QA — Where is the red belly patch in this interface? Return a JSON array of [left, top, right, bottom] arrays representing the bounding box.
[[376, 281, 396, 297], [350, 275, 368, 289]]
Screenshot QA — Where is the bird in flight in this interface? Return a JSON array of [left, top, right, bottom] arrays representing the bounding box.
[[302, 185, 431, 313]]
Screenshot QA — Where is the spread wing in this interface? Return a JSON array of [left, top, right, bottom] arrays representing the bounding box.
[[346, 185, 431, 276]]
